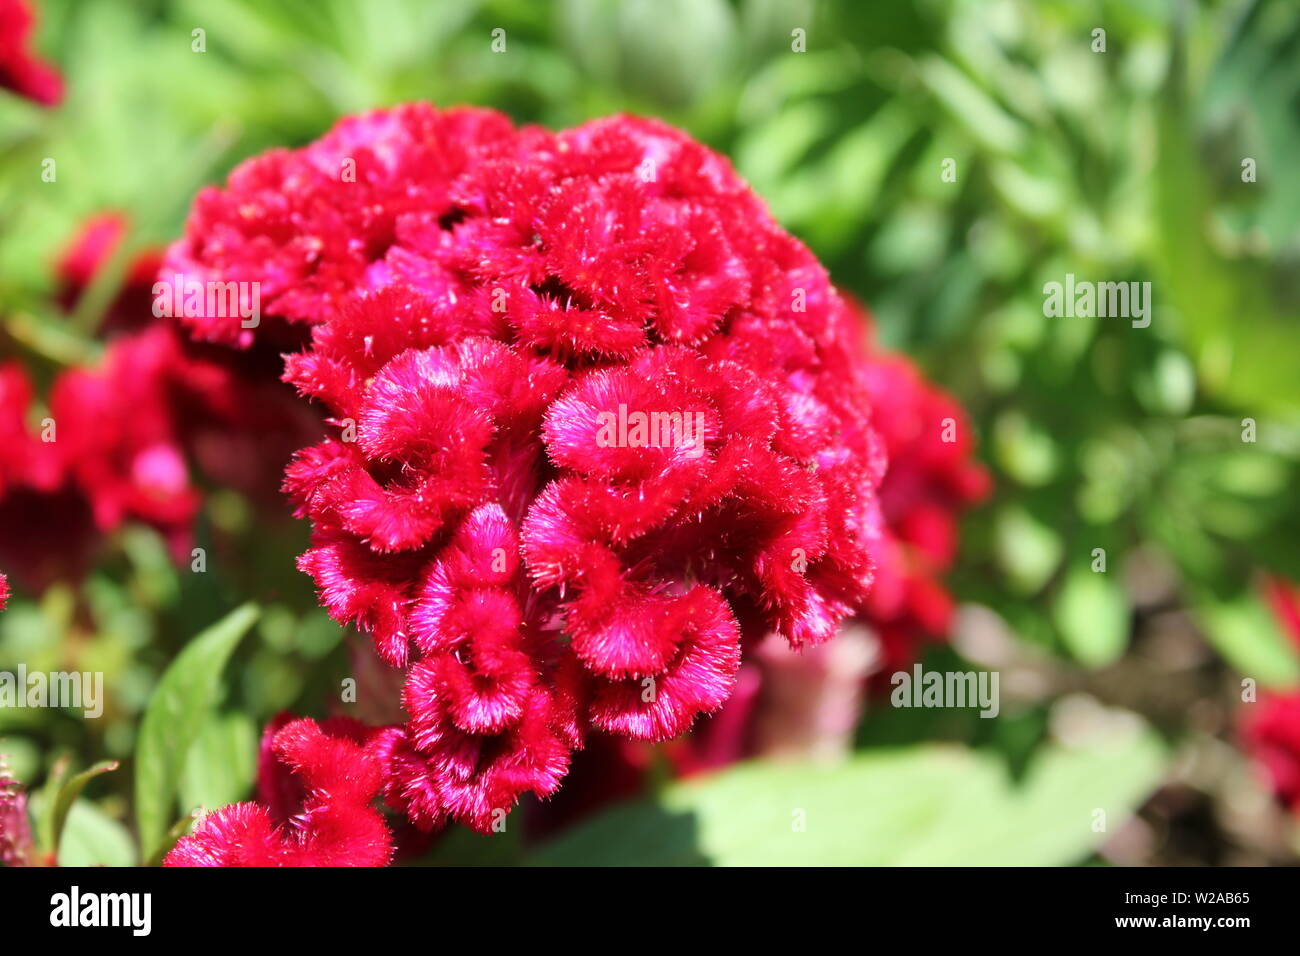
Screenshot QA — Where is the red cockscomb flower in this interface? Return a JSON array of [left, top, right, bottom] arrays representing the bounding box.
[[172, 104, 888, 833], [165, 716, 393, 867], [0, 0, 62, 107], [0, 571, 9, 611]]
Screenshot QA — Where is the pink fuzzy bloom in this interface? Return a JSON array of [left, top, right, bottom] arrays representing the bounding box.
[[174, 104, 889, 832], [0, 571, 8, 611], [0, 0, 62, 107], [165, 716, 393, 867]]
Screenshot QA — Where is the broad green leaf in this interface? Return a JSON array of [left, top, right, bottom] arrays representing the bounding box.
[[49, 760, 119, 858], [179, 711, 258, 814], [134, 603, 259, 861], [1054, 566, 1129, 669], [528, 728, 1165, 866], [57, 800, 137, 868]]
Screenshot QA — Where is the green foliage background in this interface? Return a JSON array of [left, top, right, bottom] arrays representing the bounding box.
[[1, 0, 1297, 865]]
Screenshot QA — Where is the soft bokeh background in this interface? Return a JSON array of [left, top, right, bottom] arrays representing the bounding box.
[[1, 0, 1298, 865]]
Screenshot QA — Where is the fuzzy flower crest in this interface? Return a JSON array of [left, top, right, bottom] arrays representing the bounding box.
[[173, 104, 888, 833]]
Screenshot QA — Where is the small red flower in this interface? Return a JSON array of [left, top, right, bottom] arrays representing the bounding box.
[[0, 0, 62, 107], [165, 716, 393, 867]]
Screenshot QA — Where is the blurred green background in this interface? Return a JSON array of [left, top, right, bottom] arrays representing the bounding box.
[[1, 0, 1298, 865]]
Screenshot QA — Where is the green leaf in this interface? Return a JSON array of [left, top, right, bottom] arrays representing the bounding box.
[[134, 603, 259, 861], [1054, 566, 1129, 668], [527, 728, 1166, 866], [49, 760, 119, 859], [35, 755, 70, 854], [1196, 594, 1300, 689], [57, 800, 137, 867], [179, 711, 258, 814]]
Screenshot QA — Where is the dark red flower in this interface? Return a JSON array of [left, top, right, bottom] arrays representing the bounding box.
[[50, 328, 201, 554], [174, 104, 889, 832], [0, 360, 123, 588], [165, 716, 393, 867], [0, 0, 62, 107]]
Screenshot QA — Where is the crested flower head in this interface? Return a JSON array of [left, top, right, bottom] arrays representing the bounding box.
[[174, 104, 890, 832]]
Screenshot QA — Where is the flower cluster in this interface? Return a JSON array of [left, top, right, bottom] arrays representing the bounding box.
[[0, 215, 322, 596], [171, 104, 888, 832], [0, 349, 195, 589], [0, 0, 61, 107], [165, 716, 393, 866], [1, 235, 190, 590]]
